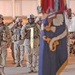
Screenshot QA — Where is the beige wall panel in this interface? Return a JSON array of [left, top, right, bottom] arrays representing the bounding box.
[[70, 0, 75, 13], [22, 0, 38, 16], [0, 0, 12, 16], [0, 0, 38, 17], [15, 0, 22, 16]]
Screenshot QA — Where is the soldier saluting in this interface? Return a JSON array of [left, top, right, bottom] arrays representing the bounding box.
[[12, 18, 24, 67]]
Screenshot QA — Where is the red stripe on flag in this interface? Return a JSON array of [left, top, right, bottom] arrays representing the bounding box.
[[41, 0, 54, 13]]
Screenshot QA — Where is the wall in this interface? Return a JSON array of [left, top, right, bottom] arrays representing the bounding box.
[[0, 0, 13, 16], [70, 0, 75, 13], [0, 0, 38, 17]]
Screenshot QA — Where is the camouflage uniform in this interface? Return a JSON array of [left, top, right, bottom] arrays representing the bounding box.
[[12, 18, 24, 67], [8, 17, 18, 63], [21, 14, 39, 72], [35, 16, 42, 30], [35, 16, 42, 65], [0, 14, 11, 75]]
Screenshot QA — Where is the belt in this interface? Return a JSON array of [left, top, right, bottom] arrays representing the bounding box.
[[14, 39, 22, 41]]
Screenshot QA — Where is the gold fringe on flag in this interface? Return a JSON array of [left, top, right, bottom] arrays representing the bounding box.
[[56, 58, 68, 75]]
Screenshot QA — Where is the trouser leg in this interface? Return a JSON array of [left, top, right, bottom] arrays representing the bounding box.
[[32, 38, 39, 68], [1, 47, 7, 66], [20, 45, 24, 64], [14, 42, 18, 64], [24, 39, 32, 68], [11, 43, 15, 63]]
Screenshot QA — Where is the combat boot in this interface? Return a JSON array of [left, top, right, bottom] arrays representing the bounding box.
[[32, 67, 37, 73]]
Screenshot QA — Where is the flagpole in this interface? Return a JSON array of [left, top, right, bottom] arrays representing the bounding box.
[[37, 0, 42, 16], [38, 0, 41, 6], [66, 0, 70, 8]]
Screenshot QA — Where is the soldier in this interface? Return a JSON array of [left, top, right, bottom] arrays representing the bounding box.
[[12, 18, 24, 67], [0, 14, 11, 75], [21, 14, 39, 73], [8, 17, 18, 64], [35, 17, 42, 65]]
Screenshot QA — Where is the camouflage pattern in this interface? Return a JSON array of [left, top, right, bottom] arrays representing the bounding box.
[[0, 24, 11, 66], [21, 22, 40, 72], [24, 23, 39, 39], [12, 23, 24, 67]]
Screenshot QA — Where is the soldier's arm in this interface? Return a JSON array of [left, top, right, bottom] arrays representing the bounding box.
[[6, 25, 12, 44], [8, 22, 17, 30], [21, 24, 27, 39], [8, 23, 14, 30], [36, 24, 41, 36], [36, 24, 41, 32]]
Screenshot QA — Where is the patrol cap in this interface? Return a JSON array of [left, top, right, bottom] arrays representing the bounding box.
[[27, 14, 34, 19], [0, 14, 4, 20], [35, 17, 41, 23], [15, 18, 22, 22], [48, 12, 56, 19]]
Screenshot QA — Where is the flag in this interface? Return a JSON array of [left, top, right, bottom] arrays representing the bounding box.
[[38, 0, 68, 75], [38, 0, 68, 13], [38, 13, 68, 75], [59, 0, 67, 12], [38, 0, 54, 13]]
